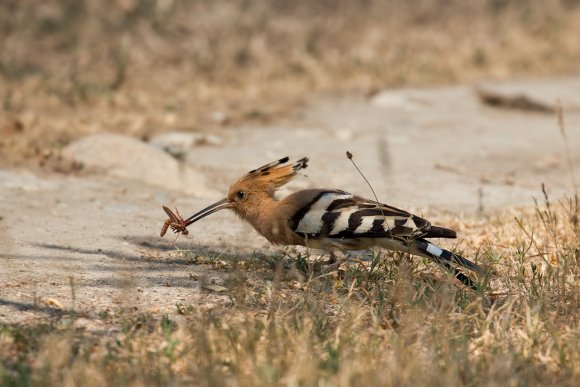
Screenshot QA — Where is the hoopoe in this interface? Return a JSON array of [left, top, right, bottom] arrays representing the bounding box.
[[162, 157, 483, 288]]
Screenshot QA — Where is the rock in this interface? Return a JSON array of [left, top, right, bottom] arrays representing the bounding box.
[[203, 284, 228, 293], [476, 77, 580, 112], [370, 91, 423, 111], [210, 111, 228, 124], [73, 317, 106, 332], [62, 133, 218, 197], [149, 131, 223, 159]]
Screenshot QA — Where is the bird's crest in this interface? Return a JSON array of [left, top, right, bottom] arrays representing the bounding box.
[[234, 156, 308, 193]]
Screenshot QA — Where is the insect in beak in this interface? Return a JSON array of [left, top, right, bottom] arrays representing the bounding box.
[[160, 198, 232, 237], [160, 206, 189, 237]]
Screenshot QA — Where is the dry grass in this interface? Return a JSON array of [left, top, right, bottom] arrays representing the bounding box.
[[1, 191, 578, 386], [2, 0, 580, 166]]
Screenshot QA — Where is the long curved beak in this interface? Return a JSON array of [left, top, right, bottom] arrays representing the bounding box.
[[183, 198, 232, 227]]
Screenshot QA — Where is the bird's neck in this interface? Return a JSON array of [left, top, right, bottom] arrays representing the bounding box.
[[239, 192, 283, 242]]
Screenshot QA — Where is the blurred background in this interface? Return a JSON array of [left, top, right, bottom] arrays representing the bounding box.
[[1, 0, 580, 167]]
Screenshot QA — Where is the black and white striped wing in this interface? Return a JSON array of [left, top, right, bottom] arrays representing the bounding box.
[[287, 190, 483, 283], [289, 190, 453, 240]]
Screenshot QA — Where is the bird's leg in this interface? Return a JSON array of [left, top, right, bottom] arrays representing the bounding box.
[[327, 251, 337, 264], [308, 251, 342, 275], [321, 251, 348, 274]]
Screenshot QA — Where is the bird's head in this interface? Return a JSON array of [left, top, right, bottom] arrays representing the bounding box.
[[180, 157, 308, 226]]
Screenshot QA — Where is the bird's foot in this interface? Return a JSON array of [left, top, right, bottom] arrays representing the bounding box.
[[321, 258, 348, 275], [327, 252, 337, 264]]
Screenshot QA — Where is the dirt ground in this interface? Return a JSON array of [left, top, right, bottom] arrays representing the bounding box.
[[1, 77, 579, 325]]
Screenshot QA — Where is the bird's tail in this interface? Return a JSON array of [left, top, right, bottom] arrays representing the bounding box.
[[408, 238, 483, 289]]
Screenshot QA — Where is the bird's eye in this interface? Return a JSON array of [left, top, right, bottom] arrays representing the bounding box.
[[236, 191, 246, 200]]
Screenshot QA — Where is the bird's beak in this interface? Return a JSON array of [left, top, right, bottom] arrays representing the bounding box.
[[183, 198, 232, 227]]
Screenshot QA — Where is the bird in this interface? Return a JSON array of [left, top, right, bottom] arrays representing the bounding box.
[[161, 156, 483, 288]]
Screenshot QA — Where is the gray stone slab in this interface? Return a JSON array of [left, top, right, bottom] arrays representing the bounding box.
[[61, 133, 218, 197]]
